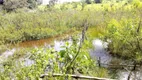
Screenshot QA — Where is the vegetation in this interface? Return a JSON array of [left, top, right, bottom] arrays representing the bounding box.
[[2, 0, 38, 12], [104, 18, 142, 61], [0, 38, 109, 79], [3, 0, 28, 12], [0, 0, 142, 79]]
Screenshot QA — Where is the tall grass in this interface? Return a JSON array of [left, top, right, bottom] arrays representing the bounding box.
[[1, 2, 141, 45]]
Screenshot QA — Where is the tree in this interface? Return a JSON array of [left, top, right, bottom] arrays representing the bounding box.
[[49, 0, 58, 7], [85, 0, 92, 4], [81, 0, 93, 4], [0, 0, 3, 4], [3, 0, 38, 12], [3, 0, 28, 12], [27, 0, 37, 9], [95, 0, 101, 3]]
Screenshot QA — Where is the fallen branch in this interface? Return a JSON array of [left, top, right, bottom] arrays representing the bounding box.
[[100, 63, 140, 68], [40, 73, 115, 80]]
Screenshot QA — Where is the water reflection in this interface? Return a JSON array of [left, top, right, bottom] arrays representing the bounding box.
[[90, 39, 142, 80], [0, 48, 16, 58], [90, 39, 111, 65], [54, 40, 65, 52], [118, 70, 142, 80], [0, 48, 16, 62], [24, 59, 35, 66]]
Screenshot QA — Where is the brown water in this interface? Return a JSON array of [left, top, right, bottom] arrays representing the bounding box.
[[18, 30, 75, 47]]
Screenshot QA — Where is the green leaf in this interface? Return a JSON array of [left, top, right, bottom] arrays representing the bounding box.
[[59, 50, 66, 57]]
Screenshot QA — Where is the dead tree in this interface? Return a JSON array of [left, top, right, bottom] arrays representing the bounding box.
[[49, 0, 58, 7]]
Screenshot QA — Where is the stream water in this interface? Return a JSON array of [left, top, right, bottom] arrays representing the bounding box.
[[90, 39, 111, 66], [1, 38, 142, 80], [90, 39, 142, 80]]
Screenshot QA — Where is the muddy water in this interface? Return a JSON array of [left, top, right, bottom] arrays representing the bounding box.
[[18, 30, 75, 47]]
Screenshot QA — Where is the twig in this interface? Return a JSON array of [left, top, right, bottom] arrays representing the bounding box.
[[126, 61, 137, 80], [65, 20, 89, 70], [123, 67, 132, 80], [40, 73, 115, 80], [136, 19, 141, 33], [97, 63, 140, 68], [136, 19, 142, 51]]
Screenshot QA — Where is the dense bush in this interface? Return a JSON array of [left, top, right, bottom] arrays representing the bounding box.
[[2, 0, 38, 12], [104, 18, 142, 61], [3, 0, 28, 12], [27, 0, 37, 9]]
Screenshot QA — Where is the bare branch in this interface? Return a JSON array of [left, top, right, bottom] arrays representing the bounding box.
[[40, 73, 115, 80], [65, 20, 89, 71]]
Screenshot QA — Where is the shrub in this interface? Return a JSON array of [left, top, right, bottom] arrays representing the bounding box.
[[104, 18, 142, 62], [27, 0, 37, 9], [3, 0, 28, 12]]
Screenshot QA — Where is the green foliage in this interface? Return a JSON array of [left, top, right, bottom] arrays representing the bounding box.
[[104, 18, 142, 61], [0, 39, 109, 79], [0, 1, 142, 48], [0, 45, 8, 55], [0, 11, 76, 44], [132, 0, 141, 6], [27, 0, 37, 9], [2, 0, 38, 12], [3, 0, 28, 12]]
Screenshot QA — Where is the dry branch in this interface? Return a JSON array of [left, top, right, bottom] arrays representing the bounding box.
[[40, 73, 115, 80]]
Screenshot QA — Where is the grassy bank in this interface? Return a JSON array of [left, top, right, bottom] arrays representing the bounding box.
[[0, 1, 141, 45]]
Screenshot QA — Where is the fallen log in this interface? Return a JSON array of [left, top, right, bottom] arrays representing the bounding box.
[[40, 73, 116, 80]]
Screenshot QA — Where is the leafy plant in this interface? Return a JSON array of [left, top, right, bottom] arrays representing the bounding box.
[[104, 18, 142, 62]]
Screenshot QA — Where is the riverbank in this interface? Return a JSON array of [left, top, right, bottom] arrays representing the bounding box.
[[0, 2, 141, 45]]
